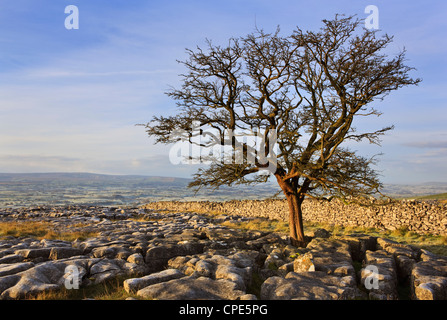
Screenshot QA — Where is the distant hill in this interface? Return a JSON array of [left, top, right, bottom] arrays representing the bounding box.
[[0, 172, 191, 186], [0, 172, 446, 208], [382, 182, 447, 199], [0, 172, 280, 208]]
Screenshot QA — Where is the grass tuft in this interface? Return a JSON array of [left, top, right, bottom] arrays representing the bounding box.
[[0, 221, 99, 241], [28, 275, 143, 300], [221, 218, 289, 234]]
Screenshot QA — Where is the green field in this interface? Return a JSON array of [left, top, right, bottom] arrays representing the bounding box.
[[413, 192, 447, 201]]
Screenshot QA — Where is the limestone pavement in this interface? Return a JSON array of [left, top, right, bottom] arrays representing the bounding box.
[[0, 205, 446, 300]]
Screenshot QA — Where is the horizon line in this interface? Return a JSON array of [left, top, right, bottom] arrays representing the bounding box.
[[0, 171, 445, 186]]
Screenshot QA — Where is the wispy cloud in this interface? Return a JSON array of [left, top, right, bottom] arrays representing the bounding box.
[[402, 141, 447, 149], [22, 69, 177, 79]]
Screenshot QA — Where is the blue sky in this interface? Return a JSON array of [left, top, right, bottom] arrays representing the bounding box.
[[0, 0, 446, 184]]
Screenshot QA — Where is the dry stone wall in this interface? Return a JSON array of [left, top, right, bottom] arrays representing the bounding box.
[[143, 199, 447, 235]]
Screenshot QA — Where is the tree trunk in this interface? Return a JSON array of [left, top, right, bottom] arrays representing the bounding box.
[[286, 193, 306, 247]]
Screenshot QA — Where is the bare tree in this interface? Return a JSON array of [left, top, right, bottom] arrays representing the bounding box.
[[143, 15, 421, 247]]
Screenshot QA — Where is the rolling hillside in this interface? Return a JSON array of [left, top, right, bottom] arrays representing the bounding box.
[[0, 172, 446, 208]]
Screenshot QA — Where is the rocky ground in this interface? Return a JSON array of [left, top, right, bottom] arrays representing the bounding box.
[[0, 205, 446, 300]]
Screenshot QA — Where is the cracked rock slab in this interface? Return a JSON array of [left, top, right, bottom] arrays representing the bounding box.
[[124, 269, 185, 293], [360, 250, 399, 300], [0, 262, 35, 277], [0, 261, 66, 299], [260, 271, 365, 300], [136, 276, 246, 300], [297, 239, 356, 277], [411, 250, 447, 300]]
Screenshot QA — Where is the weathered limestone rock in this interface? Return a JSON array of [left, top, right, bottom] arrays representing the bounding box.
[[168, 229, 208, 242], [87, 258, 146, 284], [414, 281, 447, 300], [215, 264, 251, 291], [378, 237, 420, 259], [123, 269, 185, 293], [279, 262, 294, 274], [136, 276, 246, 300], [260, 271, 365, 300], [0, 256, 141, 296], [194, 260, 214, 277], [245, 233, 287, 250], [165, 252, 254, 291], [14, 248, 52, 260], [76, 238, 111, 254], [411, 250, 447, 300], [0, 262, 35, 277], [396, 254, 417, 283], [303, 239, 356, 277], [0, 252, 14, 261], [0, 261, 66, 299], [228, 250, 261, 269], [239, 293, 258, 300], [263, 248, 287, 271], [204, 227, 249, 243], [48, 247, 83, 260], [126, 253, 144, 265], [376, 237, 421, 283], [0, 254, 25, 264], [145, 242, 205, 272], [114, 248, 132, 260], [89, 259, 124, 284], [122, 261, 150, 277], [0, 274, 21, 294], [293, 253, 316, 273], [307, 228, 331, 239], [91, 246, 120, 259], [360, 250, 399, 300], [335, 234, 377, 262], [40, 239, 72, 248]]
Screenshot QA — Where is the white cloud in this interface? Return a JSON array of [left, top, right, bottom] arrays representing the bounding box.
[[402, 141, 447, 149]]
